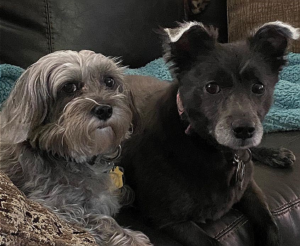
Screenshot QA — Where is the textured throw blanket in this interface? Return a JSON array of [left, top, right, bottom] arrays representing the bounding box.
[[1, 53, 300, 132], [0, 171, 97, 245]]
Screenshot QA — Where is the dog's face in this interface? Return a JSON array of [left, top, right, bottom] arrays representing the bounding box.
[[1, 50, 136, 162], [165, 22, 299, 149]]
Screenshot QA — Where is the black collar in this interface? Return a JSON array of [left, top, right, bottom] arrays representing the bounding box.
[[88, 145, 122, 166]]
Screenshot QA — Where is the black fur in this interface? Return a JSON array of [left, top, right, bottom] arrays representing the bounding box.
[[121, 22, 298, 246], [252, 147, 295, 168]]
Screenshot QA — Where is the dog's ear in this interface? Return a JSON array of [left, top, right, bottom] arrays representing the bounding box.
[[163, 22, 218, 72], [0, 65, 49, 144], [249, 21, 300, 71]]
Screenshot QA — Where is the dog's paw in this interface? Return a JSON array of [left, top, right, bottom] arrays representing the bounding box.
[[252, 147, 296, 168], [189, 0, 210, 14], [266, 148, 296, 168], [271, 148, 296, 167], [113, 228, 153, 246]]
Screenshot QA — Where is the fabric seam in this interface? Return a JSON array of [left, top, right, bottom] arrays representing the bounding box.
[[215, 198, 300, 240], [271, 198, 300, 216], [215, 215, 246, 240]]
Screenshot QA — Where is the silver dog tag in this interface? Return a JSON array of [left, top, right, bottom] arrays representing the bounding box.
[[234, 154, 245, 190]]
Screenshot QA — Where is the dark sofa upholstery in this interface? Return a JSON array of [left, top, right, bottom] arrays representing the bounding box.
[[0, 0, 185, 68], [0, 0, 299, 245]]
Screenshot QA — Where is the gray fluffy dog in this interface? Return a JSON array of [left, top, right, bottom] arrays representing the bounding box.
[[0, 50, 151, 245]]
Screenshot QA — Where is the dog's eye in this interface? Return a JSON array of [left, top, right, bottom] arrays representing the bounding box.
[[205, 83, 221, 94], [62, 83, 81, 94], [104, 77, 115, 88], [252, 83, 265, 94]]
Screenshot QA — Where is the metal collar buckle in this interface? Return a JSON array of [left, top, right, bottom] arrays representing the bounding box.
[[102, 145, 122, 162], [88, 145, 122, 171]]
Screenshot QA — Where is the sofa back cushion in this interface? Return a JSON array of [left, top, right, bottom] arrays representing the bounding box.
[[227, 0, 300, 53], [0, 0, 185, 68]]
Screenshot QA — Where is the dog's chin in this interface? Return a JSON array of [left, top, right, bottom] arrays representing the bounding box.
[[93, 126, 117, 153], [223, 137, 260, 150], [66, 127, 121, 163]]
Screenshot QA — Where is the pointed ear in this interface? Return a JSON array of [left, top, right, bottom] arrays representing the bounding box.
[[249, 21, 300, 71], [0, 66, 49, 144], [163, 22, 218, 72]]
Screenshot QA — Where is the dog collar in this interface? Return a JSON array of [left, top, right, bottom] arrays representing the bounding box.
[[102, 145, 122, 163], [88, 145, 124, 188], [102, 145, 124, 189], [88, 145, 121, 167], [176, 91, 192, 134], [233, 149, 252, 190]]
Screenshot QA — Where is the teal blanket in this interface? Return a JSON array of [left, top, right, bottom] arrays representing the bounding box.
[[1, 53, 300, 133]]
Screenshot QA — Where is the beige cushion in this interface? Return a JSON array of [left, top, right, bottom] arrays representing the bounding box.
[[227, 0, 300, 53]]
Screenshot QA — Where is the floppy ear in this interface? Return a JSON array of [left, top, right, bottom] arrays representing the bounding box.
[[163, 22, 218, 72], [0, 65, 49, 144], [249, 21, 300, 71]]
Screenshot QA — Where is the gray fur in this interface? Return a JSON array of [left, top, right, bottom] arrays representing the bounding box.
[[213, 94, 264, 149], [0, 50, 151, 245]]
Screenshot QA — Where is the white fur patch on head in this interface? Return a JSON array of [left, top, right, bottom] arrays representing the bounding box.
[[259, 21, 300, 40], [164, 21, 205, 43]]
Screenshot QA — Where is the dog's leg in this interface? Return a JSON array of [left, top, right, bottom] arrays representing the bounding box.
[[161, 221, 221, 246], [251, 147, 295, 168], [235, 181, 280, 246], [90, 216, 152, 246]]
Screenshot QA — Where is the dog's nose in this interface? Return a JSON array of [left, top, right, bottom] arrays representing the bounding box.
[[232, 120, 255, 139], [92, 105, 113, 120]]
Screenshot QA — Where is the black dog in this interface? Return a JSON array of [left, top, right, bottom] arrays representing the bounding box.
[[121, 21, 299, 246]]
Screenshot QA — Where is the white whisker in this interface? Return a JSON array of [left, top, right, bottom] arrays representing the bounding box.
[[63, 100, 75, 113], [83, 97, 101, 106]]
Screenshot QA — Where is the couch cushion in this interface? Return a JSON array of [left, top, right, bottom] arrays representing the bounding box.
[[227, 0, 300, 53]]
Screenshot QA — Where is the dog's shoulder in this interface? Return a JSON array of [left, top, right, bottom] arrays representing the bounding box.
[[124, 75, 173, 128], [124, 75, 170, 107]]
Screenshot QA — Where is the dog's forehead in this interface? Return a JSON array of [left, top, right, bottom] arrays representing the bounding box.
[[189, 44, 266, 84], [42, 52, 121, 81], [83, 54, 124, 81], [42, 50, 119, 72]]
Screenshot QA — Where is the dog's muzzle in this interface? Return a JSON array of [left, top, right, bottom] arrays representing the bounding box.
[[214, 116, 263, 149], [231, 119, 256, 140]]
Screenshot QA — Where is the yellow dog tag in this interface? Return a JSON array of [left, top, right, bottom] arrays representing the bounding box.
[[110, 166, 124, 189]]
